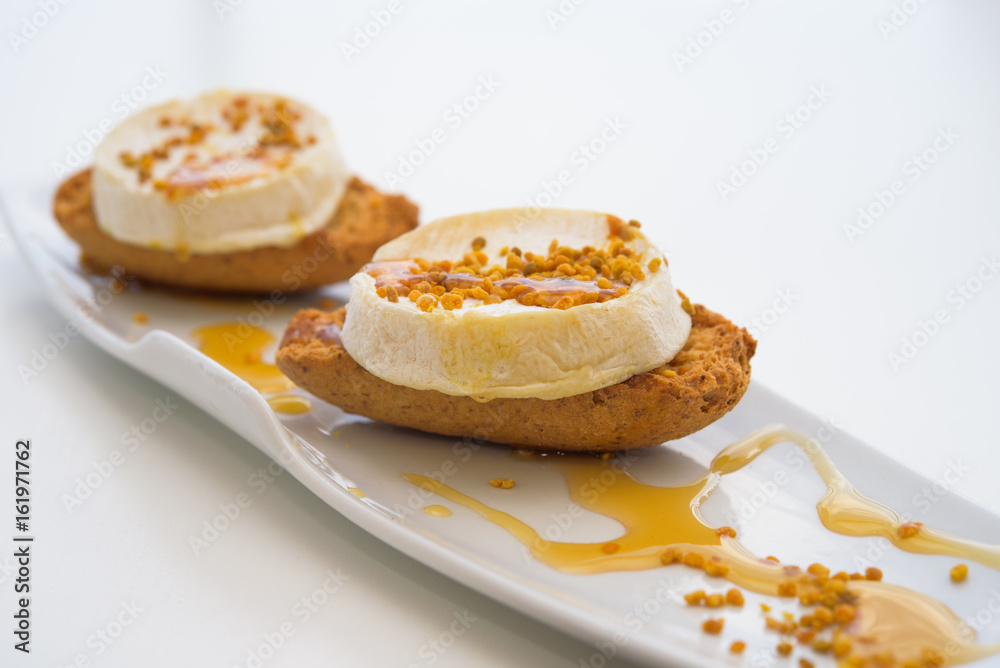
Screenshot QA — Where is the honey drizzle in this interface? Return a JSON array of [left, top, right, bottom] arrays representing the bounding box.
[[404, 425, 1000, 665], [194, 323, 294, 394], [717, 427, 1000, 570], [366, 260, 628, 308], [158, 154, 282, 199]]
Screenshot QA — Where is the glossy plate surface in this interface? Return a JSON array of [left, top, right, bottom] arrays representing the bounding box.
[[4, 182, 1000, 667]]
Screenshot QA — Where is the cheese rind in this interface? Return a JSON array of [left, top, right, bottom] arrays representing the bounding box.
[[340, 209, 692, 401]]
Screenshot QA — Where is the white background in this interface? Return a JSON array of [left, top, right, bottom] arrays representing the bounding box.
[[1, 0, 999, 666]]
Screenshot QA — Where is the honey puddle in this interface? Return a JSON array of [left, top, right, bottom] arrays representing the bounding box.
[[266, 394, 313, 415], [405, 425, 1000, 665], [423, 504, 453, 518], [194, 323, 295, 395]]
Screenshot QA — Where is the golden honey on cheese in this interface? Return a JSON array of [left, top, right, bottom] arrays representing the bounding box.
[[340, 209, 692, 401]]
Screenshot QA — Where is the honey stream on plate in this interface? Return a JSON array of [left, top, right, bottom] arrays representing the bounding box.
[[194, 323, 312, 415], [193, 321, 999, 663], [405, 426, 1000, 665]]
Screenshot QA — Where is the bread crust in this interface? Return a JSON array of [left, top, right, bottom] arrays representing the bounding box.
[[275, 304, 756, 451], [52, 169, 418, 293]]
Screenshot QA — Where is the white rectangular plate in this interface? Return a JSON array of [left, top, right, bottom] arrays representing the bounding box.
[[5, 178, 1000, 668]]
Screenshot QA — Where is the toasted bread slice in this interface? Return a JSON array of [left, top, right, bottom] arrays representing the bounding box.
[[52, 169, 418, 293], [276, 304, 756, 451]]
